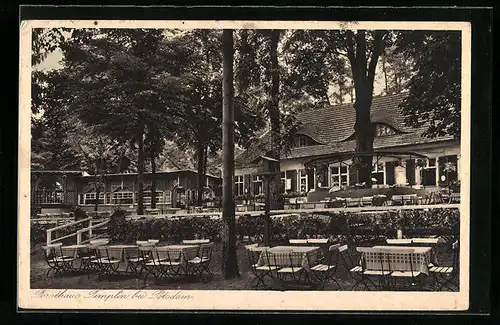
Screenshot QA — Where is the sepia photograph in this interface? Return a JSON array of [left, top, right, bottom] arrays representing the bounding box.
[[18, 20, 471, 311]]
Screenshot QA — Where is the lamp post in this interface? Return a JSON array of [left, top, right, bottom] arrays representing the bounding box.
[[255, 156, 281, 247]]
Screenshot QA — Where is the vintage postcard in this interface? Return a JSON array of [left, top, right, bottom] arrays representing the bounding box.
[[18, 19, 471, 311]]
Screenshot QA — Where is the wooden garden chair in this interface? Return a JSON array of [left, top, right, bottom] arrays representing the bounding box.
[[356, 247, 391, 291], [383, 248, 423, 290], [124, 246, 149, 275], [430, 240, 459, 291], [143, 248, 183, 285], [268, 251, 305, 291], [309, 243, 341, 290], [246, 247, 276, 289], [42, 244, 76, 277], [90, 246, 121, 280], [338, 244, 365, 290], [188, 242, 214, 282]]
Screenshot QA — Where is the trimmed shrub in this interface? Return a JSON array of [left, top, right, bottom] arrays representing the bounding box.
[[106, 208, 461, 246]]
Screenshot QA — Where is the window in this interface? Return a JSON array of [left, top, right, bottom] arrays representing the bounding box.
[[112, 191, 134, 205], [298, 135, 308, 147], [84, 192, 105, 205], [281, 172, 286, 193], [299, 169, 308, 192], [253, 175, 263, 195], [371, 162, 385, 185], [330, 164, 348, 187], [375, 124, 396, 136], [144, 191, 164, 205], [234, 176, 244, 196], [422, 158, 437, 186]]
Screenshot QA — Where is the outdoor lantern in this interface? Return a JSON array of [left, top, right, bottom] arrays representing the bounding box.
[[441, 175, 446, 182]]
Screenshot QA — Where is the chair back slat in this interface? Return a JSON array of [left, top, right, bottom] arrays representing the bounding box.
[[199, 243, 214, 259]]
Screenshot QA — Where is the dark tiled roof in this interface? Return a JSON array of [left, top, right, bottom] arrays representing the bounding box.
[[235, 93, 455, 167]]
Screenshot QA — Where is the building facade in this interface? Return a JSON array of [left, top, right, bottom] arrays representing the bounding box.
[[234, 93, 460, 199], [31, 169, 222, 214]]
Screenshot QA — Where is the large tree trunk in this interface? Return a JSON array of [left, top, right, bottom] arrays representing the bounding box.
[[267, 29, 283, 211], [136, 114, 145, 215], [353, 86, 375, 187], [221, 29, 239, 279], [150, 147, 156, 209], [346, 30, 385, 188], [196, 141, 205, 206]]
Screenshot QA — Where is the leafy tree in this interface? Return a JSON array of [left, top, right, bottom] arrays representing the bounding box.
[[395, 31, 461, 138], [30, 70, 80, 170], [380, 44, 414, 95], [169, 29, 266, 206], [285, 29, 390, 187], [57, 28, 185, 215], [68, 123, 133, 211]]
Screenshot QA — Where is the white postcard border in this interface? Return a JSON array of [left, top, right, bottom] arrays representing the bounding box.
[[18, 19, 471, 311]]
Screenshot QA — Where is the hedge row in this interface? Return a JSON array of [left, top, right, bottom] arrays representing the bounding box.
[[31, 208, 460, 246], [106, 208, 460, 245]]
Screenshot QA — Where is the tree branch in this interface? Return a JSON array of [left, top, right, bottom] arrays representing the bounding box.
[[367, 31, 386, 86]]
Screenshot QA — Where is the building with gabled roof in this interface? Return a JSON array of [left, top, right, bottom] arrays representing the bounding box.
[[234, 93, 460, 198]]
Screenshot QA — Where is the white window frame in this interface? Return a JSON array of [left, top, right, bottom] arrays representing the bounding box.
[[144, 191, 165, 205], [329, 164, 349, 187], [371, 161, 385, 185], [253, 175, 263, 195], [112, 191, 134, 204], [83, 192, 105, 205], [235, 175, 244, 196], [298, 169, 308, 193]]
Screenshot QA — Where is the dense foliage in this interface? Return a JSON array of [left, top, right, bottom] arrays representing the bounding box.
[[102, 208, 459, 246]]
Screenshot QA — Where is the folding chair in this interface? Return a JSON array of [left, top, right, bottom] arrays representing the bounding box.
[[124, 246, 148, 275], [356, 247, 391, 291], [90, 246, 121, 280], [384, 248, 423, 290], [430, 240, 459, 291], [310, 243, 341, 290], [188, 243, 213, 282], [144, 248, 183, 285], [246, 247, 276, 289], [271, 251, 305, 291], [42, 244, 76, 277], [338, 245, 364, 290]]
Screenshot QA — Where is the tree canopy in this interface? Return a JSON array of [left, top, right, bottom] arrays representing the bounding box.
[[395, 31, 461, 139]]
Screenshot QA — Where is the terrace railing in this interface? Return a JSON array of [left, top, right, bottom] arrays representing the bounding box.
[[75, 219, 110, 244], [45, 217, 109, 246]]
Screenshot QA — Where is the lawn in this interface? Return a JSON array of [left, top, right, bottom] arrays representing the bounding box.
[[30, 241, 457, 291]]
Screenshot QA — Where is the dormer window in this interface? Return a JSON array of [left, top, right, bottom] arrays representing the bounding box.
[[375, 124, 396, 136], [298, 135, 308, 147], [294, 134, 320, 147]]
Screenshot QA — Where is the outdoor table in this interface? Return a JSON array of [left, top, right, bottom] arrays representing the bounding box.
[[372, 245, 433, 275], [155, 245, 199, 266], [258, 246, 321, 272], [182, 239, 210, 245], [247, 246, 270, 261], [61, 244, 89, 258], [105, 245, 139, 262]]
